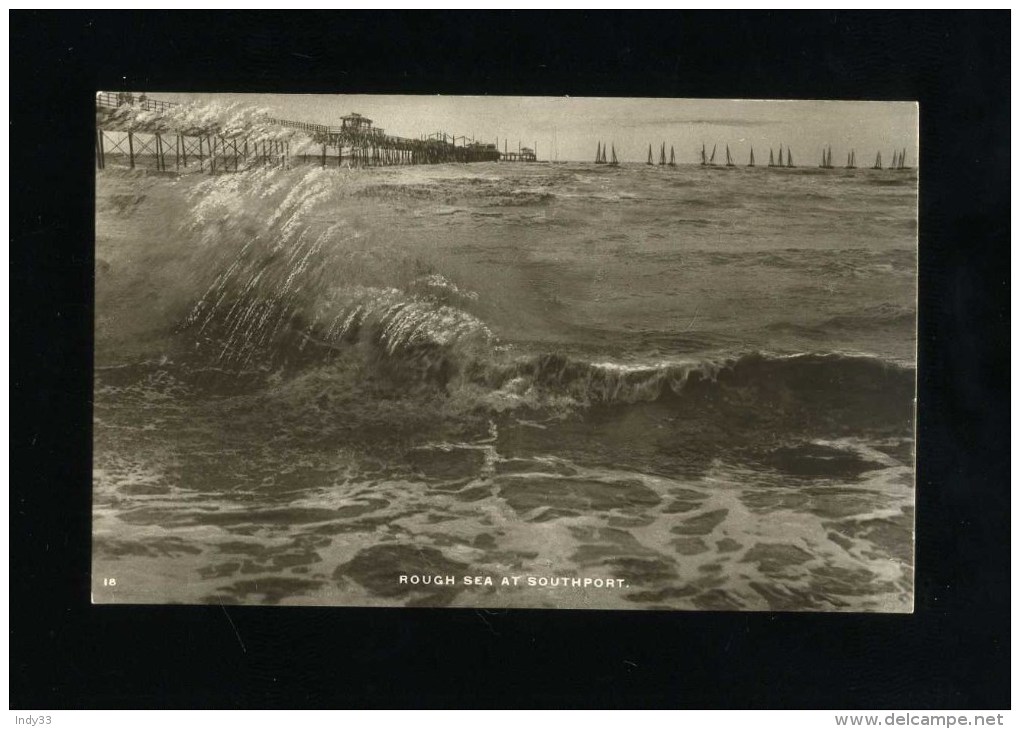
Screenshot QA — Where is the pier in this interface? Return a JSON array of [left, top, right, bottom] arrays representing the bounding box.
[[499, 140, 537, 163], [95, 92, 531, 172]]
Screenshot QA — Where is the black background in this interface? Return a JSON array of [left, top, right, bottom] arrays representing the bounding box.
[[10, 11, 1010, 708]]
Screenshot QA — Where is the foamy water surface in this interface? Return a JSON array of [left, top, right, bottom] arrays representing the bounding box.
[[93, 161, 917, 610]]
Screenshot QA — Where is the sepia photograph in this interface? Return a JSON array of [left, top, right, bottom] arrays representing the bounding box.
[[14, 7, 1012, 714], [92, 92, 918, 611]]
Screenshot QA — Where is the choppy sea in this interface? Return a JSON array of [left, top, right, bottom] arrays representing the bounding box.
[[93, 161, 917, 610]]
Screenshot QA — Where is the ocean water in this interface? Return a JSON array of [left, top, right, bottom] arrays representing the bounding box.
[[93, 161, 917, 611]]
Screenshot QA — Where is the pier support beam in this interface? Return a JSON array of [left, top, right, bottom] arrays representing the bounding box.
[[95, 129, 105, 169]]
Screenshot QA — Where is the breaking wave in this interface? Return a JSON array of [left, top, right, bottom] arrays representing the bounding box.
[[472, 349, 914, 409], [109, 163, 913, 427]]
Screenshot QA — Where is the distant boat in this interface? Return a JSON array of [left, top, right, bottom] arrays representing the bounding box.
[[786, 148, 794, 168], [898, 148, 910, 170], [647, 144, 653, 165], [768, 148, 775, 167], [701, 143, 708, 166], [748, 147, 755, 167], [659, 142, 667, 166], [725, 145, 734, 167], [709, 144, 717, 165], [846, 149, 856, 169], [820, 146, 835, 169], [668, 146, 676, 167], [609, 144, 619, 167], [595, 141, 602, 165], [873, 151, 883, 170], [778, 145, 784, 167]]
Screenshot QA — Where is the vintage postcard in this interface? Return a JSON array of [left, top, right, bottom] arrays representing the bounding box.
[[93, 93, 917, 610]]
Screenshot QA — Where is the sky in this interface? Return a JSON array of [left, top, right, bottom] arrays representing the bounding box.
[[158, 93, 918, 166]]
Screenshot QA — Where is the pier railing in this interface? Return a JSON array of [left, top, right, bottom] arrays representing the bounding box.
[[95, 91, 179, 115]]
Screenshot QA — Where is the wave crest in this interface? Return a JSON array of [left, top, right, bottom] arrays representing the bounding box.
[[467, 350, 915, 411]]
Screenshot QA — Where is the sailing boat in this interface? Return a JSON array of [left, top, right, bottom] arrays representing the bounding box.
[[778, 145, 784, 167], [846, 150, 856, 169], [700, 143, 708, 166], [786, 147, 794, 168], [768, 148, 775, 167], [600, 143, 607, 164], [647, 144, 653, 165], [898, 148, 909, 170], [748, 147, 755, 167], [821, 146, 835, 169], [659, 142, 666, 166], [873, 151, 883, 170], [595, 141, 602, 165], [709, 144, 717, 165], [609, 144, 619, 167], [725, 145, 734, 167], [668, 146, 676, 167]]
